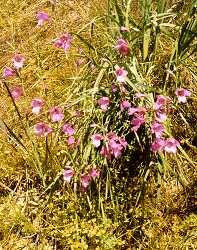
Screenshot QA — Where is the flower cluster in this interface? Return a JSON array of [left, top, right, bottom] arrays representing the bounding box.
[[114, 38, 130, 56], [63, 166, 100, 192], [53, 33, 73, 53], [150, 95, 179, 153], [92, 132, 127, 160]]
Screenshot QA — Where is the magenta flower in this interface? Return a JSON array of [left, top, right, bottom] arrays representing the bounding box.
[[156, 109, 167, 122], [3, 67, 16, 78], [54, 33, 73, 53], [49, 106, 64, 122], [151, 138, 166, 152], [89, 168, 100, 180], [114, 38, 130, 56], [63, 166, 74, 183], [98, 96, 110, 111], [91, 134, 103, 147], [67, 136, 75, 145], [154, 95, 171, 110], [11, 86, 24, 100], [36, 12, 49, 27], [131, 115, 145, 131], [120, 100, 131, 111], [62, 123, 75, 136], [128, 107, 146, 116], [81, 174, 90, 189], [112, 85, 117, 93], [164, 138, 179, 153], [150, 121, 165, 138], [31, 98, 44, 114], [100, 145, 111, 160], [34, 122, 53, 137], [115, 66, 128, 82], [175, 88, 191, 103], [12, 54, 25, 69]]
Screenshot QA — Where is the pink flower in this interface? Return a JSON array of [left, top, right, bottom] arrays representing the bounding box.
[[36, 12, 49, 26], [151, 138, 166, 152], [49, 106, 64, 122], [81, 174, 90, 189], [131, 115, 145, 131], [120, 100, 131, 111], [128, 107, 146, 116], [54, 33, 73, 53], [175, 88, 191, 103], [120, 26, 129, 32], [154, 95, 171, 110], [11, 86, 24, 100], [156, 109, 167, 122], [63, 166, 74, 183], [3, 67, 16, 78], [100, 145, 111, 160], [31, 98, 44, 114], [150, 121, 165, 138], [34, 122, 53, 137], [164, 138, 179, 153], [115, 66, 128, 82], [91, 134, 103, 147], [112, 85, 117, 93], [98, 97, 110, 111], [67, 136, 75, 145], [62, 123, 75, 136], [114, 38, 130, 56], [75, 58, 84, 67], [89, 168, 100, 180], [12, 54, 25, 69]]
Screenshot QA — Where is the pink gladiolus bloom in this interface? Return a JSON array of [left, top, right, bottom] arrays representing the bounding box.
[[36, 12, 49, 26], [154, 95, 171, 110], [151, 138, 166, 152], [164, 138, 179, 153], [62, 123, 75, 136], [120, 26, 129, 32], [12, 54, 25, 69], [120, 100, 131, 111], [175, 88, 191, 103], [156, 109, 167, 122], [128, 106, 146, 116], [31, 98, 44, 114], [131, 115, 145, 131], [34, 122, 53, 137], [91, 134, 103, 147], [89, 168, 100, 180], [150, 121, 165, 138], [49, 106, 64, 122], [115, 66, 128, 82], [98, 97, 110, 111], [81, 175, 90, 189], [3, 67, 16, 78], [11, 86, 24, 100], [54, 33, 73, 53], [100, 146, 111, 160], [67, 136, 75, 145], [112, 85, 117, 93], [114, 39, 130, 56], [63, 166, 74, 183]]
